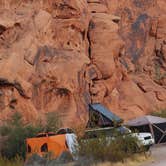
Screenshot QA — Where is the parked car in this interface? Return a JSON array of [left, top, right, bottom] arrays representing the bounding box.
[[84, 126, 154, 150], [117, 126, 155, 149]]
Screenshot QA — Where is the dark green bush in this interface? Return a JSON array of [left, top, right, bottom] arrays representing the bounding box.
[[0, 112, 61, 159], [0, 112, 41, 159]]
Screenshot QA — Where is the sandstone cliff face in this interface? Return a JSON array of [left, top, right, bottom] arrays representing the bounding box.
[[0, 0, 165, 126]]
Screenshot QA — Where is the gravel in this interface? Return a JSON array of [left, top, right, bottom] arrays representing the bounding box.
[[141, 144, 166, 166]]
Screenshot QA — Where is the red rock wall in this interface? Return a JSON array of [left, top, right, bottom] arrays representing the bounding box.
[[0, 0, 165, 126]]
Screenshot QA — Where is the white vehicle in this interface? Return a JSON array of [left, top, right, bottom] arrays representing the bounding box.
[[84, 126, 154, 150], [132, 132, 154, 149], [116, 126, 154, 148]]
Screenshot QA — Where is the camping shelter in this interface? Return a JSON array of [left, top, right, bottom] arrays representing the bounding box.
[[26, 133, 68, 159], [87, 103, 122, 128], [125, 115, 166, 144]]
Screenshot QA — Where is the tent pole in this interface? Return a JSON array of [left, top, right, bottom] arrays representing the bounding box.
[[152, 124, 164, 133], [157, 133, 166, 144], [149, 123, 155, 141], [100, 113, 105, 126], [152, 124, 165, 144]]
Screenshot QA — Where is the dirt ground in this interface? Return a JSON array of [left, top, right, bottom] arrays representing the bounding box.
[[90, 145, 166, 166], [141, 144, 166, 166]]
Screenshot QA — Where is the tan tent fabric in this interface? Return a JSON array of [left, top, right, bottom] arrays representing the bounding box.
[[125, 115, 166, 144], [125, 115, 166, 126]]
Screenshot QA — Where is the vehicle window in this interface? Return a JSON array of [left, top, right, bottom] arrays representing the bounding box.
[[57, 129, 66, 134], [41, 143, 48, 152], [117, 126, 131, 134], [36, 133, 47, 137], [48, 132, 56, 136], [57, 128, 74, 134], [27, 145, 31, 153], [84, 128, 113, 139]]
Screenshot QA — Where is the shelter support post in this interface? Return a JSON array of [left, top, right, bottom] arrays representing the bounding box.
[[152, 124, 165, 144], [157, 133, 166, 144], [149, 124, 155, 140]]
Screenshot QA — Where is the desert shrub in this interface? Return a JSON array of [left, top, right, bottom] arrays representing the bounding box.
[[77, 133, 141, 165], [0, 156, 23, 166], [43, 112, 62, 133], [151, 109, 166, 118], [0, 112, 42, 159], [72, 124, 86, 139], [154, 63, 166, 84], [0, 112, 61, 159]]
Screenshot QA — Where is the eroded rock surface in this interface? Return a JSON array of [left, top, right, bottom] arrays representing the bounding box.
[[0, 0, 166, 126]]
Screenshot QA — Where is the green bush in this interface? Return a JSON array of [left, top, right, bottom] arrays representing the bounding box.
[[43, 112, 62, 133], [0, 112, 61, 159], [0, 156, 23, 166], [77, 133, 141, 165], [151, 109, 166, 118], [0, 112, 42, 159], [154, 63, 166, 84]]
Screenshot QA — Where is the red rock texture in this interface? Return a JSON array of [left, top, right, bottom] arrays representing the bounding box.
[[0, 0, 165, 126]]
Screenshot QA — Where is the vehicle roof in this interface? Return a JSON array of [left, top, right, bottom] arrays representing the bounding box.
[[85, 127, 114, 132]]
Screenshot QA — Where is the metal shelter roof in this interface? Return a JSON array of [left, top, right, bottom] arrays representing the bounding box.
[[89, 104, 122, 123], [125, 115, 166, 126]]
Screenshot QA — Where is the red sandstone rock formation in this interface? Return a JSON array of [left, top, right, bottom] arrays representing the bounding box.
[[0, 0, 165, 126]]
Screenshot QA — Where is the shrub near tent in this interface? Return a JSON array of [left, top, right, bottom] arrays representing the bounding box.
[[0, 112, 42, 159], [77, 130, 140, 164], [0, 112, 61, 159]]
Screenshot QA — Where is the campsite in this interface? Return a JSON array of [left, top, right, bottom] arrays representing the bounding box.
[[1, 104, 165, 166], [0, 1, 166, 165], [23, 105, 166, 165]]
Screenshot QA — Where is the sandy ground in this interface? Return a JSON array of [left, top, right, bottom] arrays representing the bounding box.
[[141, 144, 166, 166], [89, 145, 166, 166]]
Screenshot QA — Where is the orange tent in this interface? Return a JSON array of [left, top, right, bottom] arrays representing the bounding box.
[[26, 133, 68, 159]]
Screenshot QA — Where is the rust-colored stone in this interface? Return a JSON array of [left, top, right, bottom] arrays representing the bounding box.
[[0, 0, 166, 126]]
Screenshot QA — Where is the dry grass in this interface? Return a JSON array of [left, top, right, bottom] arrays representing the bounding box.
[[0, 156, 23, 166], [0, 154, 152, 166], [93, 154, 152, 166]]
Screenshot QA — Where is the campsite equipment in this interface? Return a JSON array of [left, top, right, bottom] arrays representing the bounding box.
[[26, 133, 68, 159], [87, 104, 123, 128], [26, 130, 78, 159], [125, 115, 166, 144]]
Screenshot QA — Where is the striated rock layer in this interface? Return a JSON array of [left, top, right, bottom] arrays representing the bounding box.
[[0, 0, 165, 126]]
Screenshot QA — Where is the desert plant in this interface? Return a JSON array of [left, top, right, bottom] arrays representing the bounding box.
[[0, 155, 23, 166], [0, 111, 61, 159], [151, 109, 166, 118], [154, 63, 166, 84], [0, 112, 42, 159], [77, 131, 141, 165], [72, 124, 86, 139], [43, 112, 62, 133]]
